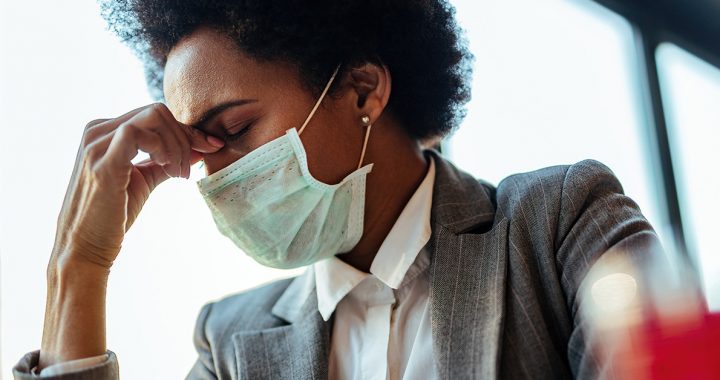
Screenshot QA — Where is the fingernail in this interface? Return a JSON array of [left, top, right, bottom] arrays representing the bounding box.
[[207, 136, 225, 147]]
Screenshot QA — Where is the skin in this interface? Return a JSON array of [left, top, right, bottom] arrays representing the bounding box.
[[39, 27, 428, 368]]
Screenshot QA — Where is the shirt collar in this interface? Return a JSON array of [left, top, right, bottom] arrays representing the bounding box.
[[313, 156, 436, 321]]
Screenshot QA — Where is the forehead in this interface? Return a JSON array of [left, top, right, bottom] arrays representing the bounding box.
[[162, 28, 302, 124]]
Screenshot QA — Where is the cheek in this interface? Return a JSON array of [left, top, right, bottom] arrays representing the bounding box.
[[300, 112, 363, 185]]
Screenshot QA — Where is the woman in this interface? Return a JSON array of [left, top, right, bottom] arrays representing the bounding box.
[[14, 0, 662, 379]]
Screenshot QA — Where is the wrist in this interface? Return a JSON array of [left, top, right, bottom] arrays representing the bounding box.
[[49, 245, 113, 284], [41, 251, 110, 369], [47, 257, 110, 303]]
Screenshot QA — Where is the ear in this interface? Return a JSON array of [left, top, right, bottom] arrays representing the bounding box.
[[344, 62, 392, 125]]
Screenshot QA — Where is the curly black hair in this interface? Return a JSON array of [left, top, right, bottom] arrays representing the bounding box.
[[100, 0, 473, 142]]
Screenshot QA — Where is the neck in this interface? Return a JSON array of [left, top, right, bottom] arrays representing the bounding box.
[[336, 123, 429, 273]]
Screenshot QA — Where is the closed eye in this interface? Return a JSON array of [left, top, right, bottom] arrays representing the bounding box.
[[223, 121, 255, 142]]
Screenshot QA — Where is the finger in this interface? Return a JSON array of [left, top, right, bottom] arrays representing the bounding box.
[[134, 149, 204, 188], [177, 121, 225, 153], [135, 152, 202, 186], [90, 107, 184, 177], [102, 123, 168, 179], [83, 123, 173, 172], [142, 102, 224, 154], [152, 104, 192, 178], [100, 131, 176, 175], [145, 112, 185, 178], [189, 150, 203, 166], [131, 158, 172, 193], [131, 105, 185, 177], [82, 105, 151, 144], [167, 125, 190, 179]]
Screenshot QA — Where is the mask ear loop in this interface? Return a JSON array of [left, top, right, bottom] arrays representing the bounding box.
[[297, 63, 373, 171], [297, 64, 342, 136]]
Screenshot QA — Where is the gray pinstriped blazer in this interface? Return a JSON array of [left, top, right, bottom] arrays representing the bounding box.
[[14, 150, 662, 379]]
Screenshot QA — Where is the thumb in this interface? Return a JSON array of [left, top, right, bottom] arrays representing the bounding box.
[[134, 159, 173, 192]]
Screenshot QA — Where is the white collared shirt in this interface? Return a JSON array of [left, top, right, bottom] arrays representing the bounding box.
[[313, 156, 437, 380]]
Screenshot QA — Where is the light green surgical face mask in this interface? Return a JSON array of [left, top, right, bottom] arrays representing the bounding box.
[[197, 65, 374, 269]]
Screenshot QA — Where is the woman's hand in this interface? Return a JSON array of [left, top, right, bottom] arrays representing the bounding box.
[[39, 103, 224, 369], [53, 103, 224, 269]]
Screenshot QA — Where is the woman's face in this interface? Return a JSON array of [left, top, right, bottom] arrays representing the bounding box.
[[163, 27, 371, 185]]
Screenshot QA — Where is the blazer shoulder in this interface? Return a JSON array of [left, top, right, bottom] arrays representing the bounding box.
[[494, 159, 621, 209], [201, 277, 295, 335], [492, 159, 625, 236]]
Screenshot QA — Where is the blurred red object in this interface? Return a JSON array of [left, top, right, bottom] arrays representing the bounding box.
[[615, 312, 720, 379], [646, 312, 720, 379]]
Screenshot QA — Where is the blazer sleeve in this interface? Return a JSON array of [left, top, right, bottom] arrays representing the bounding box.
[[186, 302, 217, 380], [12, 350, 118, 380], [554, 159, 665, 379]]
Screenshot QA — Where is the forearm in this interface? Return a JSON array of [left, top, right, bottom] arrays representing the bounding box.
[[39, 254, 110, 371]]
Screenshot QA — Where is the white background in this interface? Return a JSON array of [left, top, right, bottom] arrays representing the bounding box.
[[1, 0, 717, 378]]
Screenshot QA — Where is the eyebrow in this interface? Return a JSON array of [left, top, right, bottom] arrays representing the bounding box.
[[190, 99, 258, 131]]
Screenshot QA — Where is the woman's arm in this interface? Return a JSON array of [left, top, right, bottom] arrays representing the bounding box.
[[554, 160, 666, 379], [40, 257, 111, 368], [12, 104, 224, 379]]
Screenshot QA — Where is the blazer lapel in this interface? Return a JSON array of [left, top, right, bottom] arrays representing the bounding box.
[[427, 150, 510, 379], [233, 272, 331, 380]]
